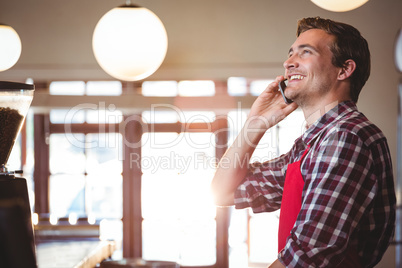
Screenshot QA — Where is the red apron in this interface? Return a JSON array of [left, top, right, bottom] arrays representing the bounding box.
[[278, 146, 309, 252], [277, 146, 361, 267]]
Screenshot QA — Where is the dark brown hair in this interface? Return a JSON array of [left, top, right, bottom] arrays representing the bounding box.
[[297, 17, 370, 102]]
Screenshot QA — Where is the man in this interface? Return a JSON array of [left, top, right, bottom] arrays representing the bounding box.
[[211, 17, 396, 267]]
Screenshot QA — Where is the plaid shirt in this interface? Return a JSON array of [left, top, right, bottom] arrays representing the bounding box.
[[234, 101, 396, 267]]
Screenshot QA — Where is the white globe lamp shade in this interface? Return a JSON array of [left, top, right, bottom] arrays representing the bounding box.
[[311, 0, 369, 12], [92, 4, 168, 81], [0, 25, 22, 72], [395, 29, 402, 73]]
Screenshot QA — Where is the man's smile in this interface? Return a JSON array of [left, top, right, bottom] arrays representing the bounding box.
[[288, 74, 305, 81]]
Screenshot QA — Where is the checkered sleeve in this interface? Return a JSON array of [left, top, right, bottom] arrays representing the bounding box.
[[234, 151, 292, 213], [279, 130, 381, 267]]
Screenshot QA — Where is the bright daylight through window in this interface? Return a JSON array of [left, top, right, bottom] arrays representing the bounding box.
[[27, 78, 305, 267]]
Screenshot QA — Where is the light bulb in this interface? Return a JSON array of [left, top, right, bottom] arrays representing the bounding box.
[[92, 5, 168, 81], [0, 25, 22, 72], [311, 0, 369, 12], [395, 29, 402, 73]]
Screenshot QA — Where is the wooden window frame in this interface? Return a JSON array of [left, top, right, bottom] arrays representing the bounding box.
[[32, 81, 241, 268]]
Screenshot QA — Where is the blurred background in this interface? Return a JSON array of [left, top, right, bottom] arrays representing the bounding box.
[[0, 0, 401, 267]]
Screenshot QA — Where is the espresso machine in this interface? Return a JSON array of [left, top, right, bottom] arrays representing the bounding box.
[[0, 81, 36, 267]]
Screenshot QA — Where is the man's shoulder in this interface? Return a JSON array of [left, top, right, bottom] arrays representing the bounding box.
[[329, 110, 386, 146]]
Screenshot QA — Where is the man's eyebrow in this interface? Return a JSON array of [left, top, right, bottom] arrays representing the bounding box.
[[288, 44, 318, 55]]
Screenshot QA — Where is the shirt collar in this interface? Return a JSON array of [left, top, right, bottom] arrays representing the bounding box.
[[301, 100, 358, 145]]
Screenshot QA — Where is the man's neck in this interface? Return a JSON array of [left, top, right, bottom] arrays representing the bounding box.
[[302, 99, 347, 128], [299, 81, 353, 127]]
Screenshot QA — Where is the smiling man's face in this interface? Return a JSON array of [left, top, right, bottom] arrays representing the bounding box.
[[283, 29, 342, 107]]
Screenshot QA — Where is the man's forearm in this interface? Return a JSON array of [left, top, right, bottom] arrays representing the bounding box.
[[210, 118, 268, 206], [211, 77, 298, 206]]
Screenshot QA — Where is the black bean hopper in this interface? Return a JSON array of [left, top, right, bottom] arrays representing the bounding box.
[[0, 81, 36, 267]]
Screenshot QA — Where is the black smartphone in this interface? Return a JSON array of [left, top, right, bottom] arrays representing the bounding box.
[[279, 79, 293, 104]]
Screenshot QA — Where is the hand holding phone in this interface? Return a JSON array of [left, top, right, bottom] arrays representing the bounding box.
[[278, 79, 293, 104]]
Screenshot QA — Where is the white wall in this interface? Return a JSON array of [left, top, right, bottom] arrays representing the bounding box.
[[0, 0, 401, 266]]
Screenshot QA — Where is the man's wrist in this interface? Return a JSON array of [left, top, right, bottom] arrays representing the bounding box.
[[241, 116, 270, 148]]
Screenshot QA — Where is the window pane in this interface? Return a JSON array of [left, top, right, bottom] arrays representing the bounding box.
[[142, 81, 178, 96], [143, 219, 216, 266], [49, 174, 86, 217], [142, 219, 181, 262], [141, 133, 216, 218], [141, 132, 216, 266], [50, 109, 85, 124], [228, 208, 249, 268], [250, 80, 274, 96], [86, 109, 123, 124], [87, 174, 122, 219], [251, 128, 279, 163], [49, 134, 86, 174], [178, 80, 215, 96], [49, 81, 85, 95], [86, 133, 122, 174], [86, 81, 122, 96], [228, 77, 247, 96], [142, 173, 215, 220], [141, 132, 179, 165], [227, 110, 247, 145], [277, 109, 305, 154], [249, 211, 280, 264], [142, 174, 181, 219]]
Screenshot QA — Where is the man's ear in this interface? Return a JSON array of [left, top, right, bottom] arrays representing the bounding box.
[[338, 59, 356, 80]]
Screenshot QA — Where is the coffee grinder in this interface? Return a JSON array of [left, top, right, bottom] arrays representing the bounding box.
[[0, 81, 36, 267]]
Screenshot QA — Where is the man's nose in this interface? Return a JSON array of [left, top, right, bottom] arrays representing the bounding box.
[[283, 55, 298, 69]]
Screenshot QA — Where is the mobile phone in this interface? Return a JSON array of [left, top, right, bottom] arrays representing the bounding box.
[[279, 79, 293, 104]]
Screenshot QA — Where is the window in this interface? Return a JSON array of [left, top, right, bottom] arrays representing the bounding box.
[[49, 81, 86, 95], [47, 81, 123, 221], [250, 79, 274, 96], [48, 133, 123, 218], [34, 81, 124, 251], [227, 77, 247, 96], [142, 80, 216, 97], [32, 78, 305, 267], [49, 81, 122, 96], [178, 80, 215, 96], [142, 81, 178, 96], [227, 77, 275, 97]]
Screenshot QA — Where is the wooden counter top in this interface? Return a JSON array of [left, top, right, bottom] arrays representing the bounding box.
[[36, 240, 116, 268]]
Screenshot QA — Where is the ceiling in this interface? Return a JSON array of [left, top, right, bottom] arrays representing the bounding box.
[[0, 0, 400, 82]]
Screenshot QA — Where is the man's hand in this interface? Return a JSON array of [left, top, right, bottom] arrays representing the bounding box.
[[248, 76, 298, 131]]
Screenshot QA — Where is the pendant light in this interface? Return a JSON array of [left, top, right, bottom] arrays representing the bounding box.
[[395, 29, 402, 73], [311, 0, 369, 12], [0, 24, 22, 72], [92, 1, 168, 81]]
